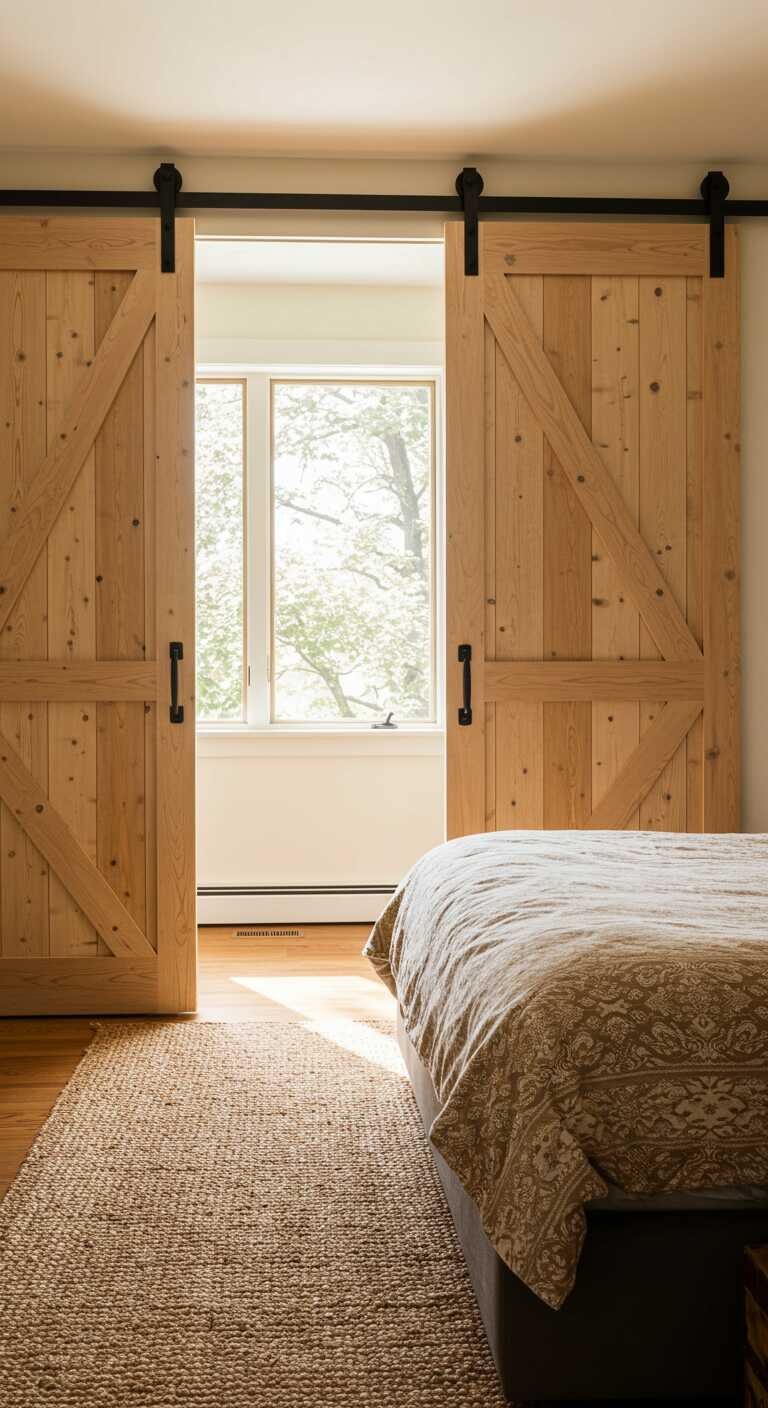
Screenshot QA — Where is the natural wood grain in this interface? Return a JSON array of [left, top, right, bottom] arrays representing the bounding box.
[[0, 270, 155, 639], [485, 660, 704, 701], [0, 661, 157, 700], [484, 318, 497, 830], [0, 216, 195, 1014], [0, 271, 49, 958], [143, 320, 158, 949], [46, 271, 99, 957], [702, 226, 741, 831], [446, 220, 739, 843], [445, 221, 485, 838], [155, 221, 197, 1011], [95, 272, 147, 948], [686, 277, 704, 830], [591, 277, 640, 815], [482, 224, 706, 277], [587, 701, 702, 830], [542, 275, 591, 827], [638, 277, 687, 831], [0, 219, 160, 271], [493, 277, 543, 829], [0, 734, 154, 960], [484, 273, 701, 663], [0, 959, 158, 1016]]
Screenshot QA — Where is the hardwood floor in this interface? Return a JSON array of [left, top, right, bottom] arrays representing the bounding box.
[[0, 923, 392, 1198]]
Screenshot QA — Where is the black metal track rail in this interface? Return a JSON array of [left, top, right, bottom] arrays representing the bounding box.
[[1, 164, 765, 276]]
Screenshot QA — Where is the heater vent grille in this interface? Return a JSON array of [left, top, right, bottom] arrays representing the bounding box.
[[235, 927, 304, 939]]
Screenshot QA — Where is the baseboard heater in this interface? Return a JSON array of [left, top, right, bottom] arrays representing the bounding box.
[[197, 883, 396, 926]]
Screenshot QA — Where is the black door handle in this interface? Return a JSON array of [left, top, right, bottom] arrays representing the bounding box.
[[458, 644, 472, 726], [170, 641, 184, 724]]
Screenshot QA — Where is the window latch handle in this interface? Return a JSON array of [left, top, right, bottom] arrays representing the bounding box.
[[372, 711, 398, 730]]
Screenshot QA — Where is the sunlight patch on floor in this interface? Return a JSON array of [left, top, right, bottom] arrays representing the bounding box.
[[302, 1017, 404, 1073], [228, 973, 396, 1023]]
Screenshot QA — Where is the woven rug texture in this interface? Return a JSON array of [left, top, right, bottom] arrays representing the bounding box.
[[0, 1019, 506, 1406]]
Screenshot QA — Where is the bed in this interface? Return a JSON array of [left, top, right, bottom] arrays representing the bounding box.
[[365, 829, 768, 1401]]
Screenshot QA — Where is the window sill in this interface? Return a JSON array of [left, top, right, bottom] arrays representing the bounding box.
[[196, 726, 444, 759]]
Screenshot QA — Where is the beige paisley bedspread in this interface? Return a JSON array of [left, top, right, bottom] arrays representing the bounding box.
[[364, 830, 768, 1309]]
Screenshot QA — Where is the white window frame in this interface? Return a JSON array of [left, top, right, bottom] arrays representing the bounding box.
[[196, 361, 444, 737]]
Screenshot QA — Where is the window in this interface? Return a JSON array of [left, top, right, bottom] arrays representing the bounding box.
[[195, 380, 246, 722], [195, 373, 438, 728], [271, 381, 434, 722]]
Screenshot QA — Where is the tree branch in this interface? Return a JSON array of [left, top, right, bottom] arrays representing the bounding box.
[[275, 494, 342, 527]]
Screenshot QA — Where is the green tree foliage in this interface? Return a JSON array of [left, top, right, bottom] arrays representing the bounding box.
[[194, 378, 434, 724], [195, 382, 245, 721], [272, 382, 433, 721]]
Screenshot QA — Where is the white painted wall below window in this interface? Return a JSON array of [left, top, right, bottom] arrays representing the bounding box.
[[197, 731, 444, 922]]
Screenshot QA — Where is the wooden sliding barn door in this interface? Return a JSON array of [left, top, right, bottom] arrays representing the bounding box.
[[446, 222, 739, 838], [0, 218, 196, 1014]]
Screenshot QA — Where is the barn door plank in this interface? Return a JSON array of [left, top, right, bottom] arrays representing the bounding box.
[[685, 277, 704, 830], [143, 320, 158, 948], [46, 271, 100, 956], [702, 227, 740, 830], [0, 272, 49, 958], [0, 270, 155, 638], [95, 272, 148, 945], [591, 277, 640, 818], [0, 733, 153, 956], [485, 660, 703, 702], [588, 701, 703, 830], [481, 224, 707, 278], [0, 662, 157, 700], [638, 277, 687, 830], [484, 319, 497, 831], [484, 274, 701, 662], [155, 220, 197, 1011], [445, 222, 485, 838], [494, 276, 543, 829], [542, 276, 591, 826]]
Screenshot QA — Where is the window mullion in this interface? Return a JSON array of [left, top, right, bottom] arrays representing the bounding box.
[[246, 372, 270, 726]]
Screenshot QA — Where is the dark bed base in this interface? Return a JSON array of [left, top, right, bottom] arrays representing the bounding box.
[[397, 1013, 768, 1403]]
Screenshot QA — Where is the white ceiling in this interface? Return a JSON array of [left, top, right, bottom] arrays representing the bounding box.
[[1, 1, 767, 162], [196, 239, 443, 286]]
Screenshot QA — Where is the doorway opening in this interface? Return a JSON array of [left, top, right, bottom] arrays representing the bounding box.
[[194, 236, 445, 928]]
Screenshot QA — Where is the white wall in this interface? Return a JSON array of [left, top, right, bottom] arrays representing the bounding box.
[[196, 275, 445, 920], [197, 733, 443, 921], [197, 279, 442, 356]]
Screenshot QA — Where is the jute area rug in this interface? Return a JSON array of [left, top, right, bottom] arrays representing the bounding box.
[[0, 1019, 506, 1407]]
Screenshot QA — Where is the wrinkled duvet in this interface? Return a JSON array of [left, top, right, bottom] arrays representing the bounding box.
[[364, 830, 768, 1308]]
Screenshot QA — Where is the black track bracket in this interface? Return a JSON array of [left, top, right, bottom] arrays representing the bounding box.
[[455, 167, 484, 276], [5, 164, 763, 282], [153, 162, 182, 274], [701, 170, 730, 279]]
